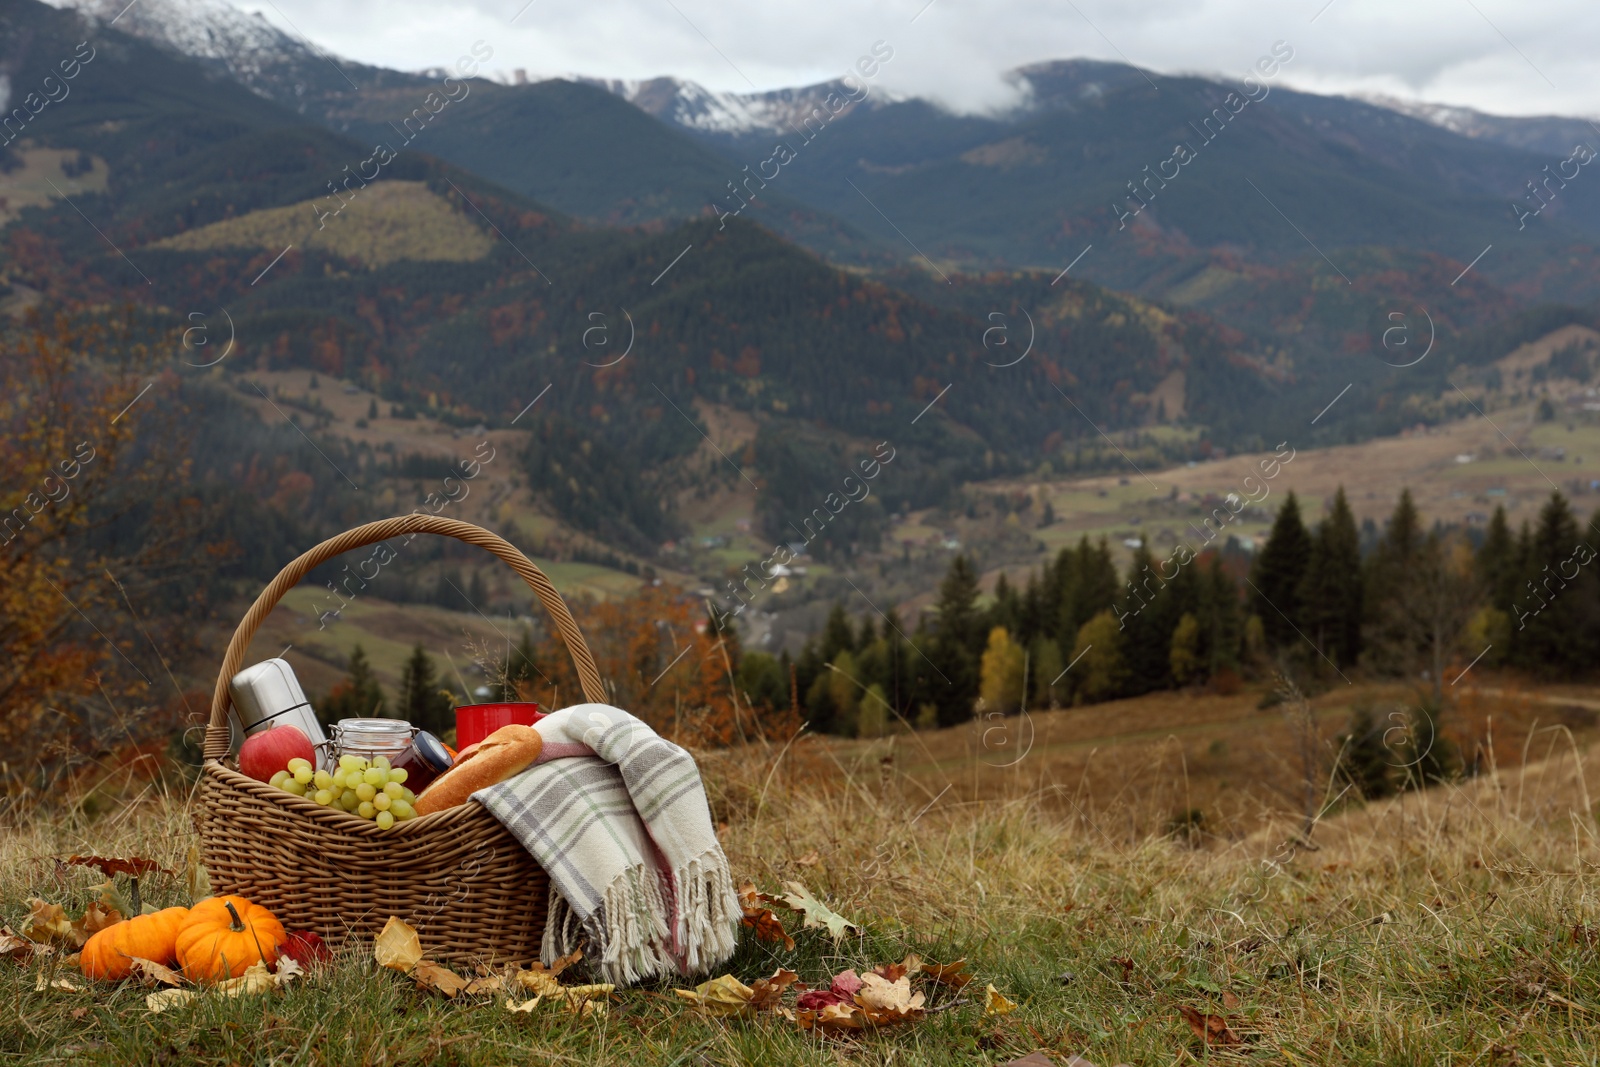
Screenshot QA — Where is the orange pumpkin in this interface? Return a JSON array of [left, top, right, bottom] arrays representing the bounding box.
[[175, 896, 285, 982], [80, 906, 191, 981]]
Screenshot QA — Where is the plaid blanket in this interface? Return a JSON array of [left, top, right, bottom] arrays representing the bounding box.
[[475, 704, 741, 984]]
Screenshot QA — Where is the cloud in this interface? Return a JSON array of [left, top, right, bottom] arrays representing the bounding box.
[[239, 0, 1598, 119]]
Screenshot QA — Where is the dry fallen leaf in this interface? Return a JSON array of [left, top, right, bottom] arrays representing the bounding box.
[[855, 973, 926, 1025], [373, 916, 423, 973], [71, 900, 123, 948], [1177, 1005, 1242, 1046], [0, 926, 45, 962], [984, 984, 1018, 1017], [66, 856, 171, 879], [795, 850, 820, 867], [273, 956, 305, 986], [676, 974, 756, 1017], [514, 968, 562, 998], [413, 960, 470, 998], [464, 973, 508, 996], [146, 989, 197, 1014], [676, 969, 800, 1017], [797, 1000, 864, 1032], [218, 961, 277, 997], [23, 899, 72, 943], [778, 881, 859, 941], [1221, 990, 1241, 1011], [35, 974, 84, 992], [128, 957, 186, 988], [921, 957, 974, 989], [505, 994, 542, 1013], [737, 882, 796, 951]]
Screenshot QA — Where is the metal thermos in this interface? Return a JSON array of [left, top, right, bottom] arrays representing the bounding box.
[[228, 658, 331, 770]]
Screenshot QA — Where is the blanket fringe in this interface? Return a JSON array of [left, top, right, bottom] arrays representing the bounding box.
[[541, 851, 741, 981]]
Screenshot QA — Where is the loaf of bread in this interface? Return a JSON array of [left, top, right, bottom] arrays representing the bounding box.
[[414, 724, 543, 815]]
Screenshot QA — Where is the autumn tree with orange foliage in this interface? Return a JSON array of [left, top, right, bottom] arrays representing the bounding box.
[[0, 311, 202, 789], [512, 582, 798, 748]]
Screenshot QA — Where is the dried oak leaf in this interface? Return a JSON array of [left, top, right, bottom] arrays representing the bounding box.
[[127, 957, 186, 988], [854, 973, 925, 1025], [273, 956, 305, 986], [23, 899, 73, 943], [1177, 1005, 1242, 1046], [145, 989, 197, 1014], [65, 856, 171, 879], [778, 881, 859, 940], [983, 984, 1018, 1017], [737, 882, 796, 951], [412, 960, 469, 998], [373, 916, 423, 973]]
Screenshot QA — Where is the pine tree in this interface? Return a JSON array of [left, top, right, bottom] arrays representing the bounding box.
[[819, 603, 856, 666], [321, 644, 387, 722], [1334, 706, 1393, 800], [1250, 491, 1312, 650], [1513, 492, 1585, 674], [1119, 541, 1177, 694], [989, 572, 1021, 636], [855, 614, 877, 653], [1300, 487, 1363, 667], [931, 555, 982, 726], [1363, 489, 1427, 675], [397, 644, 454, 734], [1476, 505, 1518, 614]]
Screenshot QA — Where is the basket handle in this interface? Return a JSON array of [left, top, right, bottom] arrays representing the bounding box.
[[204, 514, 606, 759]]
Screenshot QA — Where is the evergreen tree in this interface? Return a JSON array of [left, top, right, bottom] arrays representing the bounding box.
[[989, 572, 1022, 636], [1169, 613, 1202, 685], [1513, 492, 1585, 674], [397, 644, 454, 734], [855, 614, 877, 653], [1119, 541, 1177, 694], [321, 644, 387, 722], [1475, 505, 1519, 614], [1198, 554, 1243, 675], [1334, 706, 1393, 800], [1363, 490, 1427, 675], [1299, 487, 1363, 667], [1030, 635, 1064, 707], [930, 555, 982, 726], [1250, 492, 1312, 650], [819, 603, 856, 665]]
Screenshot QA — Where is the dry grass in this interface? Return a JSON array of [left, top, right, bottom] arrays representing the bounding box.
[[3, 712, 1599, 1064]]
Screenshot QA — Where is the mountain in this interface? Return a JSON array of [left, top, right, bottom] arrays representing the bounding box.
[[1359, 94, 1600, 158]]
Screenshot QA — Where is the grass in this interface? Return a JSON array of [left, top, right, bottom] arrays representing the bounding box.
[[4, 710, 1600, 1065]]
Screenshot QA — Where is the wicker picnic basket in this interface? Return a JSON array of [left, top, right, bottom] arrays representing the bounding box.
[[195, 514, 608, 966]]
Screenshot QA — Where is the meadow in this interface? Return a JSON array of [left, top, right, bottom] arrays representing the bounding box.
[[4, 682, 1598, 1066]]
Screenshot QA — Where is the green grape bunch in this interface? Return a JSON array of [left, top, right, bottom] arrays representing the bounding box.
[[269, 754, 418, 829]]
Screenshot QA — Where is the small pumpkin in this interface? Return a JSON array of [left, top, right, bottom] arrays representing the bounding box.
[[80, 906, 191, 981], [175, 896, 285, 983]]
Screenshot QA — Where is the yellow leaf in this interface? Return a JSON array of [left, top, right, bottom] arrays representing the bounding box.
[[505, 995, 543, 1013], [146, 989, 197, 1014], [983, 983, 1017, 1017], [373, 916, 423, 973], [854, 973, 925, 1026], [34, 974, 83, 992], [22, 899, 72, 943], [217, 961, 277, 997], [678, 973, 755, 1017], [413, 960, 469, 998], [514, 968, 562, 997], [128, 957, 186, 987]]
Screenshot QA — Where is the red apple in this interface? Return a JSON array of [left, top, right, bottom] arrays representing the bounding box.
[[281, 930, 332, 967], [238, 723, 315, 782]]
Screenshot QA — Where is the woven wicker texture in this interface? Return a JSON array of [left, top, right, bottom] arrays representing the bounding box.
[[196, 515, 608, 965]]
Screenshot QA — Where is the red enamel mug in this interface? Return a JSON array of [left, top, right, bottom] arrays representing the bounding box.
[[455, 701, 543, 750]]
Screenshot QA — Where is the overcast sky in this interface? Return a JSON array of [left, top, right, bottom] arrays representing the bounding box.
[[248, 0, 1597, 118]]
